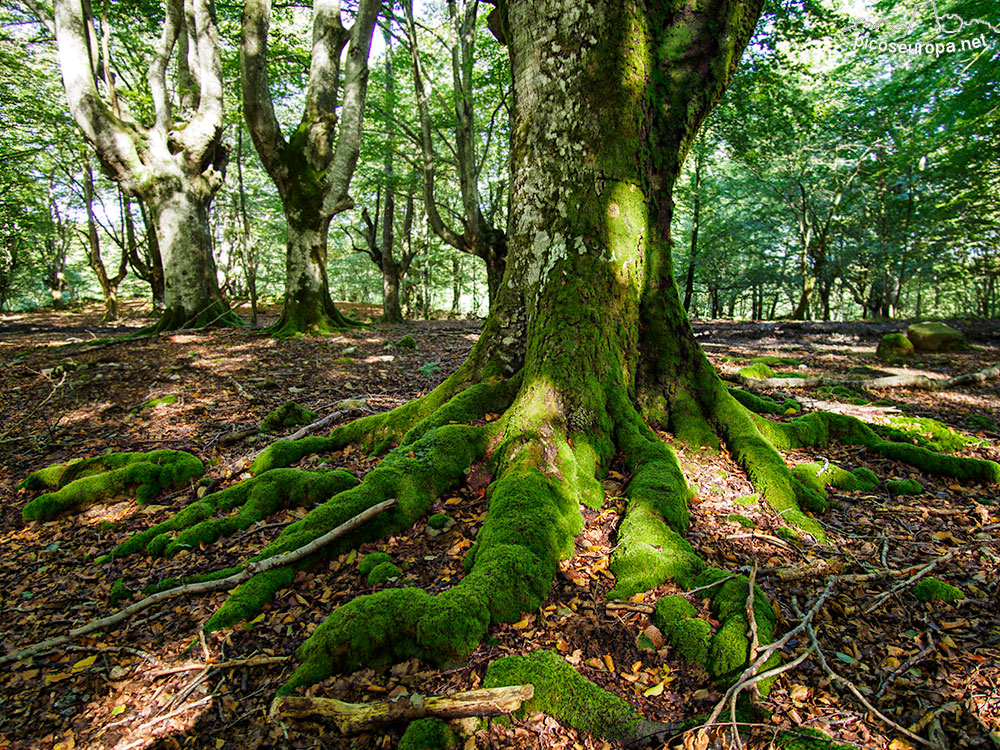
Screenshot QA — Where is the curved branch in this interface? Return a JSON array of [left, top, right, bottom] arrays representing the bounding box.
[[322, 0, 380, 214], [147, 0, 182, 135], [402, 0, 464, 250], [240, 0, 288, 190], [54, 0, 140, 183]]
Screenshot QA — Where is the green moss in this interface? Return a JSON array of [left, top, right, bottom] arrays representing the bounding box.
[[775, 728, 855, 749], [728, 388, 802, 417], [726, 514, 755, 528], [713, 395, 826, 540], [667, 616, 712, 665], [751, 356, 801, 367], [483, 651, 642, 739], [249, 435, 339, 474], [871, 441, 1000, 482], [395, 335, 417, 349], [776, 526, 800, 543], [109, 578, 133, 606], [875, 333, 914, 363], [130, 395, 178, 414], [887, 478, 923, 497], [21, 451, 204, 521], [427, 512, 452, 530], [878, 416, 977, 454], [106, 468, 359, 559], [260, 401, 318, 433], [651, 595, 712, 666], [398, 718, 456, 750], [913, 577, 964, 603], [703, 576, 779, 689], [791, 462, 878, 500], [367, 561, 402, 586], [907, 322, 967, 353], [214, 425, 488, 634], [335, 357, 354, 365], [734, 493, 759, 507], [607, 401, 704, 599], [652, 595, 697, 627], [738, 363, 775, 380], [281, 425, 595, 691], [359, 551, 393, 575]]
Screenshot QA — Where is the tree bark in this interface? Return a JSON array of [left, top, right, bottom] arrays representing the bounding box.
[[241, 0, 380, 334], [48, 0, 236, 331]]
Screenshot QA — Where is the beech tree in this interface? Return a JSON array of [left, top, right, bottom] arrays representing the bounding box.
[[241, 0, 380, 335], [34, 0, 239, 330]]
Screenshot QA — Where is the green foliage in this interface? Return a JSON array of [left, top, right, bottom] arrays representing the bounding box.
[[913, 578, 964, 603], [483, 651, 642, 739], [260, 401, 318, 432], [398, 718, 457, 750]]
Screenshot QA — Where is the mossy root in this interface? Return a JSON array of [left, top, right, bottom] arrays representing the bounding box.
[[104, 468, 359, 560], [280, 431, 593, 693], [21, 451, 203, 521], [209, 423, 489, 634]]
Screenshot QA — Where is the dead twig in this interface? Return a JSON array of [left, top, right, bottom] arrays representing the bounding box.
[[864, 549, 957, 613]]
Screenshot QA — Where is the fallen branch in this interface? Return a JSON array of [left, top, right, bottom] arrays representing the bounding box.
[[0, 499, 397, 665], [226, 400, 369, 472], [803, 618, 942, 749], [701, 579, 837, 745], [270, 685, 535, 734]]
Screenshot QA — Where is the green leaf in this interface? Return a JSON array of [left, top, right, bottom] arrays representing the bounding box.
[[834, 651, 857, 665]]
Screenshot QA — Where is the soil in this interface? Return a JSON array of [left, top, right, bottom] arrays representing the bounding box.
[[1, 301, 998, 750]]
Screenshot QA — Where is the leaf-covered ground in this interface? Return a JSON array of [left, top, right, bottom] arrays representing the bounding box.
[[1, 302, 998, 750]]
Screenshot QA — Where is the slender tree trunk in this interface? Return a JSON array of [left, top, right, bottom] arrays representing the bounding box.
[[82, 161, 122, 321], [236, 127, 258, 325], [451, 258, 461, 317]]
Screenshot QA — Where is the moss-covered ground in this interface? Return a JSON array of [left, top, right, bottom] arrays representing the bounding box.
[[3, 309, 1000, 750]]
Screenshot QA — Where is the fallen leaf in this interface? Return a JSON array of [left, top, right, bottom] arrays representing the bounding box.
[[643, 681, 665, 697]]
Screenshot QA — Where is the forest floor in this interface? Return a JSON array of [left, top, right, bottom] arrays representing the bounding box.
[[1, 300, 998, 750]]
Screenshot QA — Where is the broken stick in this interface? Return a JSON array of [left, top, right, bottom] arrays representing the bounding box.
[[270, 685, 535, 734]]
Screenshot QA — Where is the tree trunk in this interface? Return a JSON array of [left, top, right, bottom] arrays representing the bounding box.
[[82, 160, 125, 322], [48, 0, 237, 332], [241, 0, 379, 335], [451, 258, 462, 317], [144, 183, 231, 329], [273, 205, 353, 334]]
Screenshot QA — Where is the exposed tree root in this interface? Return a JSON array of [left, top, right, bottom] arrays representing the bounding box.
[[725, 361, 1000, 392], [264, 298, 362, 338], [14, 345, 1000, 742]]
